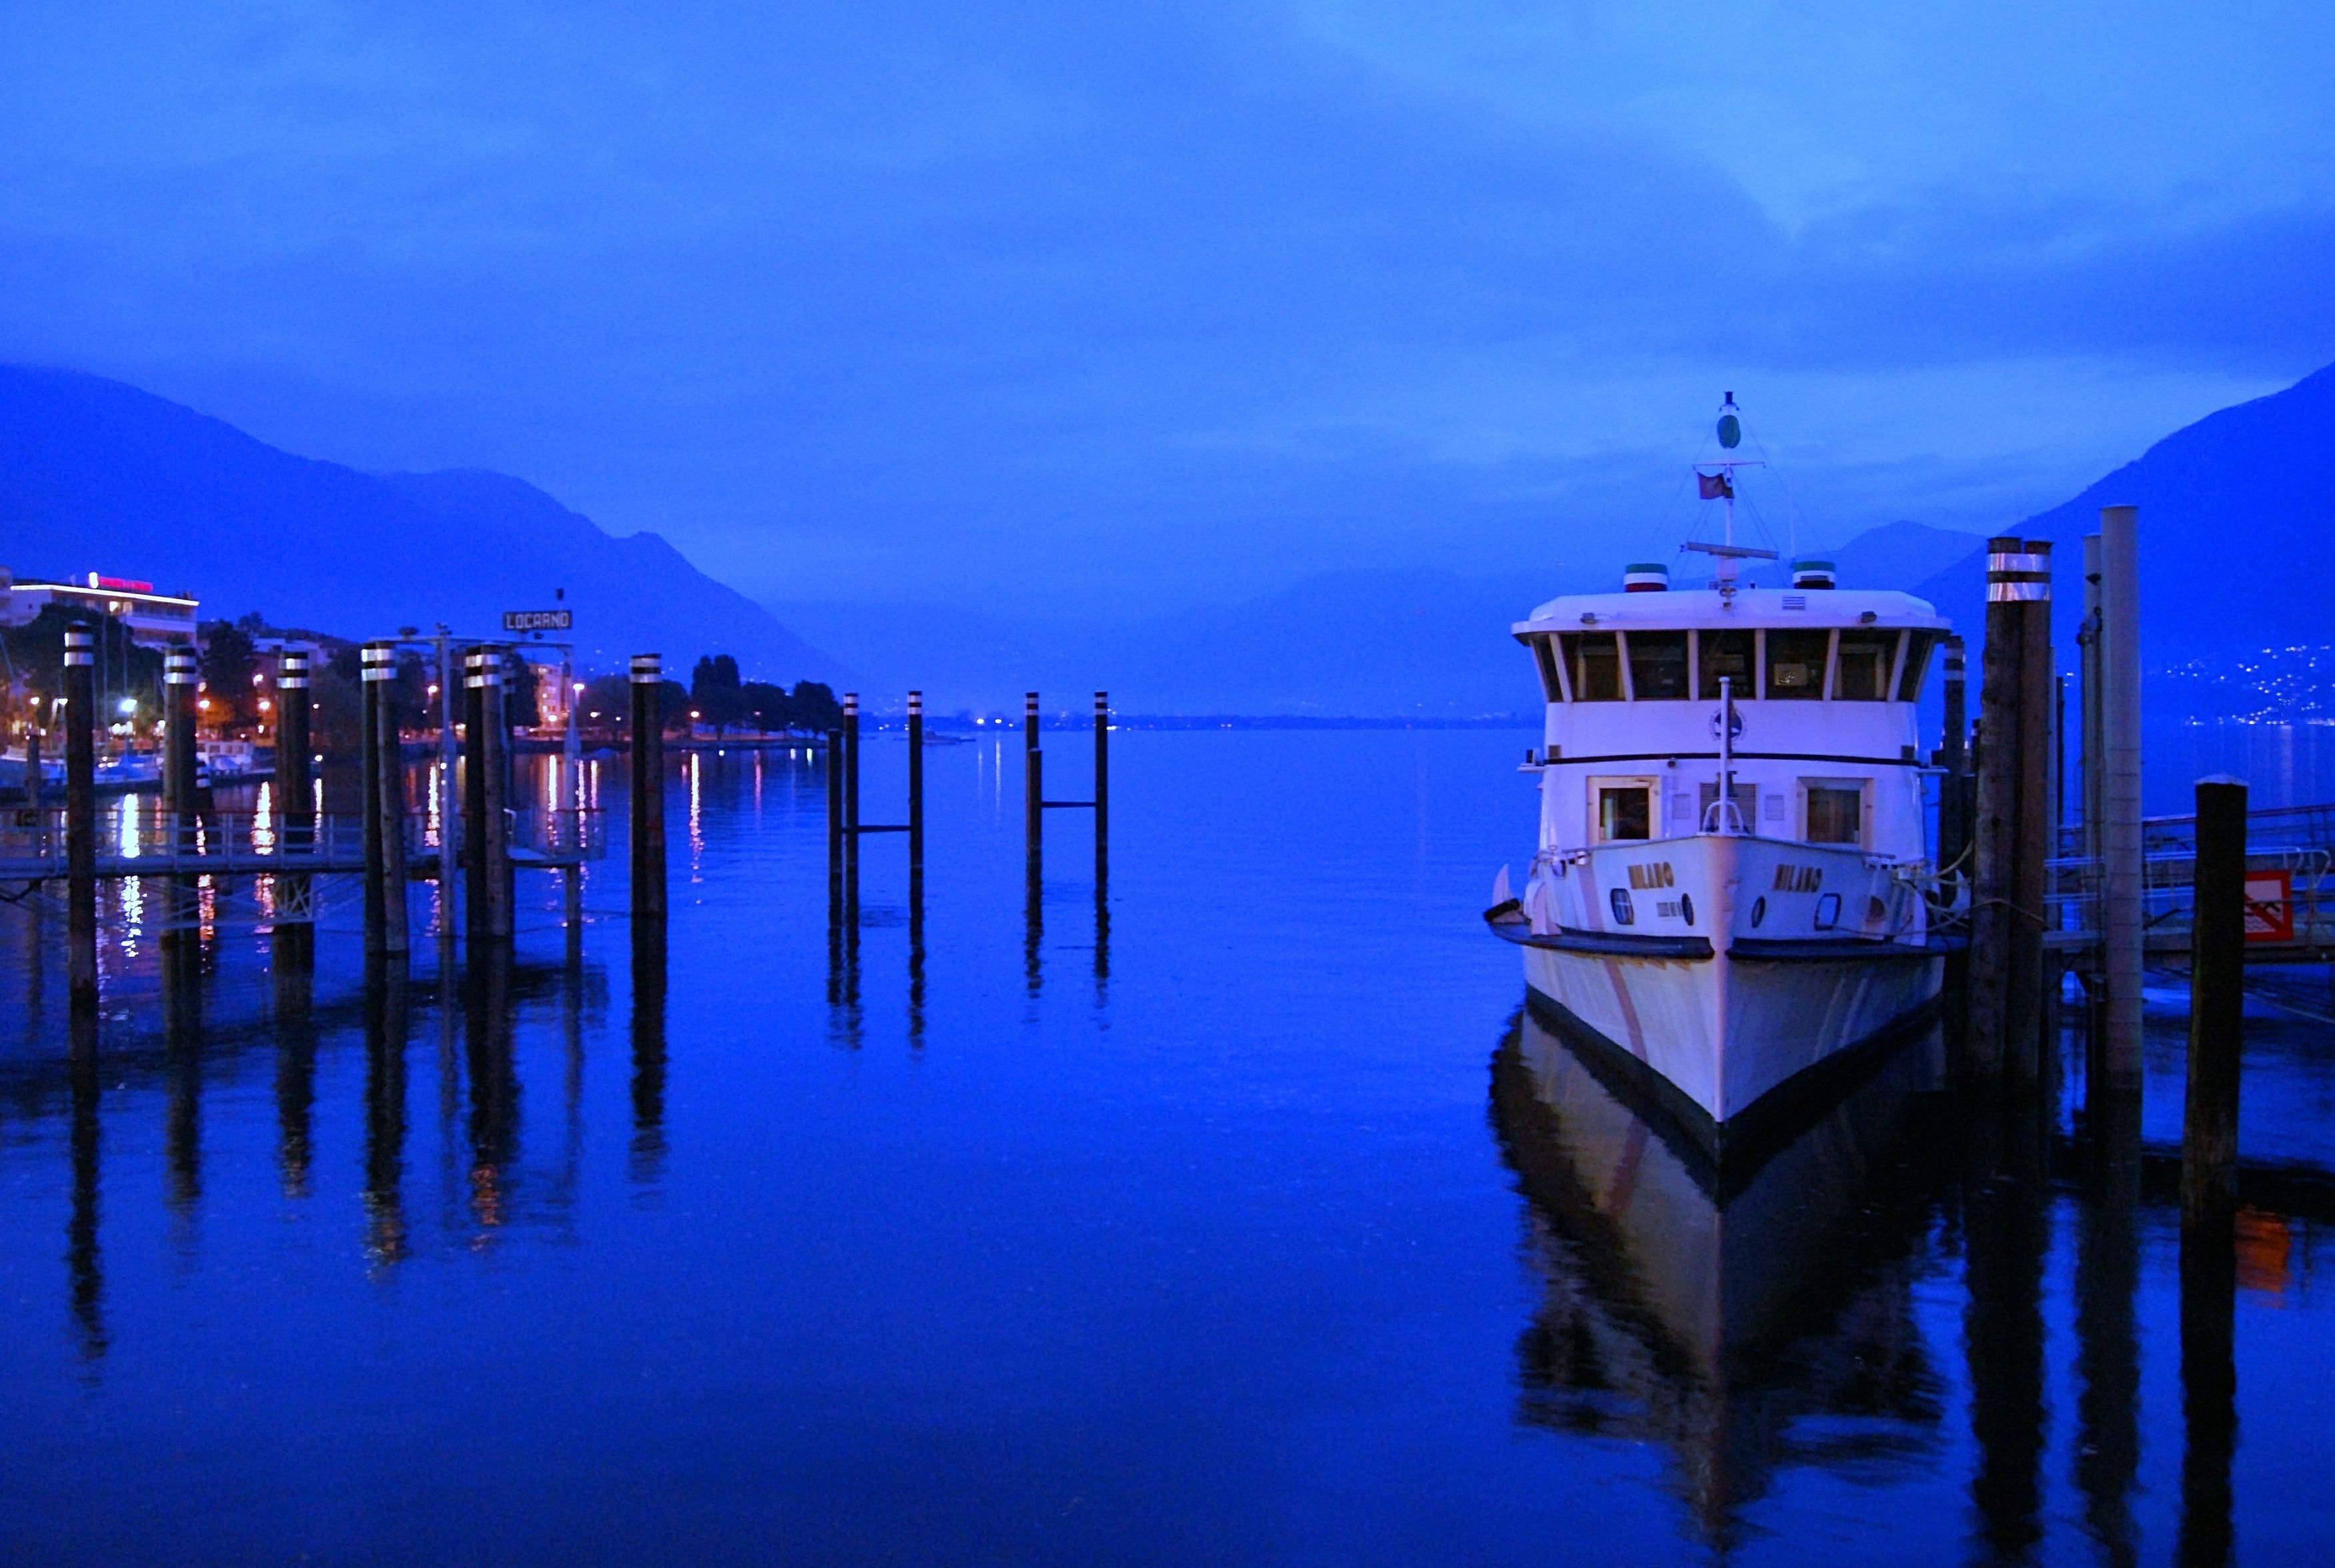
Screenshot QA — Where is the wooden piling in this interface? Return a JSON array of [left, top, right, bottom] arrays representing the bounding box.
[[2099, 507, 2145, 1108], [630, 653, 666, 922], [63, 623, 97, 1016], [163, 647, 199, 825], [435, 632, 461, 942], [361, 644, 394, 956], [843, 692, 860, 835], [374, 646, 410, 956], [2010, 540, 2055, 1084], [1968, 536, 2026, 1078], [478, 650, 509, 943], [825, 724, 843, 870], [22, 726, 38, 808], [1937, 637, 1967, 881], [1024, 691, 1041, 866], [276, 648, 316, 975], [1093, 690, 1109, 880], [278, 650, 312, 849], [906, 690, 924, 877], [2184, 776, 2246, 1229], [461, 650, 487, 941]]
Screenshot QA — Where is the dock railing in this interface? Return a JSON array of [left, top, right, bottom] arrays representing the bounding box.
[[2047, 804, 2335, 962]]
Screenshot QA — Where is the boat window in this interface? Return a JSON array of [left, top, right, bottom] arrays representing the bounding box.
[[1896, 630, 1938, 702], [1592, 780, 1654, 842], [1526, 634, 1563, 702], [1697, 780, 1758, 834], [1802, 780, 1867, 846], [1835, 630, 1896, 700], [1560, 632, 1622, 701], [1625, 630, 1690, 700], [1765, 629, 1829, 699], [1697, 630, 1754, 701]]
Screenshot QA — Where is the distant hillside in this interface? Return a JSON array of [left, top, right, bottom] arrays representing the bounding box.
[[1913, 361, 2335, 660], [0, 365, 839, 681]]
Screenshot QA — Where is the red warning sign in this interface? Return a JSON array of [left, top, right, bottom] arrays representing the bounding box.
[[2244, 870, 2293, 942]]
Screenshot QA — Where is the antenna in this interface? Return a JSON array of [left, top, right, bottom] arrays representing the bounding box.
[[1685, 392, 1773, 600]]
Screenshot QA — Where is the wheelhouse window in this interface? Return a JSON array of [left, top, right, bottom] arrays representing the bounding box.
[[1896, 630, 1939, 702], [1625, 630, 1689, 700], [1835, 630, 1897, 701], [1765, 629, 1829, 700], [1802, 780, 1867, 846], [1591, 778, 1656, 842], [1697, 630, 1754, 700], [1560, 632, 1622, 701], [1525, 634, 1563, 702]]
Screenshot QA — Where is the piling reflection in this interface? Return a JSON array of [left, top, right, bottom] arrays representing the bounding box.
[[464, 944, 520, 1230], [2180, 1203, 2239, 1567], [273, 926, 319, 1199], [1490, 1005, 1954, 1548], [1963, 1100, 2051, 1560], [67, 1024, 105, 1363], [362, 966, 411, 1267], [2075, 1090, 2144, 1567], [630, 920, 668, 1184]]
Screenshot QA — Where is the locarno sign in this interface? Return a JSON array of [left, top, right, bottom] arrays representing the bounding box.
[[503, 610, 572, 633]]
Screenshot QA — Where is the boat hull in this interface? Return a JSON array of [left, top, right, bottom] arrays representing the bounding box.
[[1520, 941, 1941, 1134]]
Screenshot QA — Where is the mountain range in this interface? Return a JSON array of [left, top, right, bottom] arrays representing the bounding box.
[[0, 365, 837, 681], [3, 358, 2329, 716]]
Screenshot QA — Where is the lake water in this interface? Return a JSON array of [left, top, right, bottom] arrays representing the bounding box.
[[5, 729, 2334, 1563]]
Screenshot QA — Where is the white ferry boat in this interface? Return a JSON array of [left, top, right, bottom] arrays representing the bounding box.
[[1488, 398, 1955, 1142]]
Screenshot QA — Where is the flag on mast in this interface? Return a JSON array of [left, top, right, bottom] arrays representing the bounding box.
[[1698, 470, 1734, 500]]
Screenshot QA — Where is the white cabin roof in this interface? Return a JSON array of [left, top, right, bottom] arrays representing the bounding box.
[[1513, 587, 1948, 636]]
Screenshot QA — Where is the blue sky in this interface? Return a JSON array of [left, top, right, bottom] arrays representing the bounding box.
[[1, 1, 2328, 616]]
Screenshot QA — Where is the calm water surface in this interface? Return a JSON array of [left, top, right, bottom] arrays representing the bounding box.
[[4, 730, 2333, 1564]]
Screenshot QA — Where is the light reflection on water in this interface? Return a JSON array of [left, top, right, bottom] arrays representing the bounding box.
[[1, 734, 2332, 1564]]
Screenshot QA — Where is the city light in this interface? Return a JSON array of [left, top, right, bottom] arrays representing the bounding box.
[[116, 697, 137, 715]]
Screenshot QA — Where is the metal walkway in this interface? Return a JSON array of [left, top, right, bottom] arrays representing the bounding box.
[[2047, 803, 2335, 965]]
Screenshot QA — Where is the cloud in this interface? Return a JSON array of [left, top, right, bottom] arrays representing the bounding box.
[[0, 0, 2326, 612]]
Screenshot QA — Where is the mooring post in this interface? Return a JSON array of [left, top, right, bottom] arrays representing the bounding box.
[[278, 649, 313, 849], [375, 644, 410, 957], [462, 650, 488, 941], [163, 646, 199, 832], [2180, 791, 2243, 1568], [22, 726, 39, 809], [630, 653, 666, 922], [2099, 506, 2144, 1122], [64, 624, 97, 1017], [2184, 776, 2247, 1228], [1969, 536, 2026, 1079], [2009, 540, 2055, 1086], [362, 643, 389, 957], [478, 650, 510, 944], [1024, 690, 1042, 868], [1093, 690, 1109, 878], [843, 691, 861, 830], [825, 723, 843, 872], [1937, 636, 1968, 890], [435, 632, 460, 942], [906, 689, 924, 878], [276, 648, 316, 974]]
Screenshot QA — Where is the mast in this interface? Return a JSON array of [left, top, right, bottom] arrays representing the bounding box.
[[1683, 392, 1775, 602]]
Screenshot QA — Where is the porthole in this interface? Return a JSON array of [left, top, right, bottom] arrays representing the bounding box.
[[1814, 892, 1842, 930], [1749, 896, 1766, 928], [1679, 893, 1695, 927], [1609, 887, 1636, 926]]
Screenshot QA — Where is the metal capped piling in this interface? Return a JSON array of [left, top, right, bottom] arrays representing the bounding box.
[[630, 654, 666, 922], [63, 624, 97, 1015]]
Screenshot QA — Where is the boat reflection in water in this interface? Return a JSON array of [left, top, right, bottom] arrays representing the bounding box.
[[1490, 1000, 1959, 1547]]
